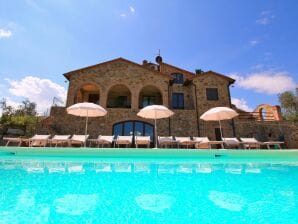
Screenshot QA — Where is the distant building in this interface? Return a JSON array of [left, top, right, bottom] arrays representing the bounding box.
[[43, 56, 297, 148]]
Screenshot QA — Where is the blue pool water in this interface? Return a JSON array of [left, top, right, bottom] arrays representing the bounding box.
[[1, 155, 298, 223]]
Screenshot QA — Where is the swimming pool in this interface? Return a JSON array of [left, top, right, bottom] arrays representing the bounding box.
[[1, 148, 298, 223]]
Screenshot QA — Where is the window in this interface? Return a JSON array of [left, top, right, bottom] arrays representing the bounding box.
[[112, 121, 154, 143], [88, 94, 99, 104], [206, 88, 219, 101], [142, 96, 156, 107], [117, 96, 129, 108], [172, 93, 184, 109], [107, 84, 131, 108], [171, 73, 184, 84]]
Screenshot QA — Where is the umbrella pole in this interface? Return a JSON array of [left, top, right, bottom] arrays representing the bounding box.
[[154, 118, 158, 149], [219, 120, 223, 140], [84, 111, 88, 148]]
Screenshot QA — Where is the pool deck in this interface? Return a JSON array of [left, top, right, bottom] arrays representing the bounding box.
[[1, 147, 298, 160]]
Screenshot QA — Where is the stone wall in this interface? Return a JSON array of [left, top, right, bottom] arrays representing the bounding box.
[[170, 84, 195, 109], [36, 58, 298, 148], [193, 73, 234, 139], [170, 110, 198, 136], [234, 120, 298, 148], [43, 106, 197, 139], [66, 59, 170, 108], [42, 106, 298, 148]]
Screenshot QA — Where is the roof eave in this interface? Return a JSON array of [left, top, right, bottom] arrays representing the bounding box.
[[63, 57, 172, 80], [191, 70, 235, 83]]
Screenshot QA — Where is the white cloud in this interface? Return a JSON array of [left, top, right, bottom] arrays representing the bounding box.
[[231, 98, 253, 112], [256, 18, 270, 25], [0, 97, 21, 116], [230, 71, 297, 95], [249, 40, 259, 46], [120, 6, 135, 17], [0, 29, 12, 38], [251, 64, 264, 70], [5, 97, 20, 108], [7, 76, 67, 114], [256, 10, 274, 25], [129, 6, 135, 13], [25, 0, 45, 12]]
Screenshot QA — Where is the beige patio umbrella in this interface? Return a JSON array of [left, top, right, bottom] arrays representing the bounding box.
[[200, 107, 238, 139], [137, 105, 174, 148], [67, 102, 107, 147]]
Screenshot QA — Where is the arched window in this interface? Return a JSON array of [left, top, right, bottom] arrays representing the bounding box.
[[171, 73, 184, 84], [107, 85, 131, 108], [74, 84, 100, 104], [112, 120, 154, 144], [139, 85, 162, 108]]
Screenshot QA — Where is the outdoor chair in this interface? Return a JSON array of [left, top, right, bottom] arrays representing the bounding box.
[[135, 136, 151, 148], [194, 137, 225, 149], [239, 137, 264, 149], [222, 137, 241, 149], [115, 136, 133, 148], [158, 136, 177, 148], [92, 135, 114, 147], [49, 135, 71, 147], [69, 135, 89, 147], [263, 141, 284, 150], [3, 137, 29, 146], [29, 134, 51, 147], [175, 137, 195, 149]]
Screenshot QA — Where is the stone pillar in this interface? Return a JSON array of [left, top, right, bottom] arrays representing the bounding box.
[[100, 89, 107, 108], [131, 90, 139, 110], [162, 88, 169, 107], [272, 106, 283, 121]]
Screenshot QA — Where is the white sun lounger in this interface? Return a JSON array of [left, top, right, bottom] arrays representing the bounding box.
[[69, 135, 89, 147], [29, 134, 51, 147], [175, 137, 195, 149], [158, 136, 177, 148], [49, 135, 71, 147], [263, 141, 284, 149], [222, 137, 241, 149], [240, 137, 263, 149], [3, 137, 29, 146], [135, 136, 151, 148], [193, 137, 224, 149], [115, 136, 133, 148], [90, 135, 114, 147]]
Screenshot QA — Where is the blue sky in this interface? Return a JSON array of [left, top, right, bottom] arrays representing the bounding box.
[[0, 0, 297, 113]]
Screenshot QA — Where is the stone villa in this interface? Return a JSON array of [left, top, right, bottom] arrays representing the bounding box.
[[42, 56, 298, 148]]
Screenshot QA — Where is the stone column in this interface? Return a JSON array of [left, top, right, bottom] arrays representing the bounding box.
[[162, 85, 169, 107], [131, 89, 139, 110], [100, 88, 107, 108]]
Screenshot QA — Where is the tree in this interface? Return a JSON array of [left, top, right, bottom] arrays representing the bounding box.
[[0, 99, 40, 136], [278, 88, 298, 121]]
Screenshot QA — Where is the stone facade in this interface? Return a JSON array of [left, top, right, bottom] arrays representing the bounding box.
[[40, 57, 298, 148], [234, 121, 298, 149]]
